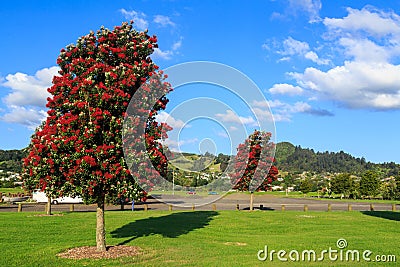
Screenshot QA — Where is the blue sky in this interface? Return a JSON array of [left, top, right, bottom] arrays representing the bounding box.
[[1, 0, 400, 163]]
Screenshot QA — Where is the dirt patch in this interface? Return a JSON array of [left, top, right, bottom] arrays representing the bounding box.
[[57, 245, 142, 259]]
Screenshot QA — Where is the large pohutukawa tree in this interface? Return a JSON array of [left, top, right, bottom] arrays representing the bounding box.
[[229, 130, 278, 191], [22, 22, 172, 251]]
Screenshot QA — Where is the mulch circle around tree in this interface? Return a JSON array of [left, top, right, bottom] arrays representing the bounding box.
[[57, 245, 142, 259]]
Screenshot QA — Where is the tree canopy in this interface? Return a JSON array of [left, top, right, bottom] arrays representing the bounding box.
[[359, 170, 381, 197], [275, 143, 400, 176], [22, 22, 171, 251], [229, 130, 278, 191], [330, 173, 356, 198]]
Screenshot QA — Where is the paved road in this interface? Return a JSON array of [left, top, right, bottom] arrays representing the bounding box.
[[0, 193, 397, 212]]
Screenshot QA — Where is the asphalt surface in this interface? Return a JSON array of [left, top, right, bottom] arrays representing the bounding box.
[[0, 193, 397, 212]]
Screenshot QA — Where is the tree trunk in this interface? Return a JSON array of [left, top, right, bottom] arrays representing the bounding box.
[[250, 192, 254, 211], [47, 197, 52, 215], [96, 197, 106, 252]]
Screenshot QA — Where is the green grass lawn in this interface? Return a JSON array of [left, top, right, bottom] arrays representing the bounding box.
[[0, 210, 399, 266]]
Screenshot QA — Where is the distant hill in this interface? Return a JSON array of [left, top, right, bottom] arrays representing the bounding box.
[[275, 142, 295, 165], [0, 149, 26, 173], [1, 143, 399, 177], [275, 142, 400, 176]]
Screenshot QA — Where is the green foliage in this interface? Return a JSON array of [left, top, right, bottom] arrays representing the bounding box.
[[330, 173, 356, 198], [275, 141, 295, 165], [275, 142, 400, 176], [299, 178, 313, 194], [0, 149, 26, 162], [215, 153, 230, 172], [166, 152, 229, 187], [359, 170, 381, 197], [380, 178, 397, 200], [0, 180, 17, 188], [0, 149, 26, 172], [395, 176, 400, 200], [282, 174, 295, 189]]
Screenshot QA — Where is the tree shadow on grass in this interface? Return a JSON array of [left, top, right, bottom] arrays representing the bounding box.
[[110, 211, 219, 245], [361, 211, 400, 222]]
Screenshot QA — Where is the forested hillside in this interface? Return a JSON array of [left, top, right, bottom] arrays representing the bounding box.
[[275, 142, 400, 176], [0, 149, 26, 172], [1, 143, 399, 177]]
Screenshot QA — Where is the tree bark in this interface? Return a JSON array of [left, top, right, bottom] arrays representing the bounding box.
[[250, 192, 254, 211], [96, 197, 106, 252], [47, 197, 52, 215]]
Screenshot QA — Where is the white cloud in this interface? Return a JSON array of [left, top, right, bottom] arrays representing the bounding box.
[[153, 15, 175, 27], [253, 99, 332, 122], [277, 37, 330, 65], [274, 113, 293, 122], [291, 102, 333, 116], [261, 43, 270, 51], [215, 110, 256, 125], [324, 6, 400, 38], [270, 0, 321, 23], [253, 100, 289, 122], [1, 66, 59, 129], [152, 48, 173, 60], [218, 100, 275, 123], [162, 138, 198, 152], [266, 100, 286, 108], [338, 37, 390, 63], [252, 107, 274, 122], [1, 106, 47, 130], [270, 11, 286, 21], [118, 9, 182, 61], [119, 9, 148, 30], [2, 66, 58, 107], [284, 6, 400, 110], [291, 61, 400, 109], [269, 83, 304, 96], [281, 37, 310, 56], [255, 100, 291, 122], [304, 51, 331, 65], [152, 37, 183, 60], [172, 37, 183, 50], [291, 102, 311, 113], [288, 0, 322, 23], [156, 111, 189, 129], [278, 56, 291, 63], [323, 6, 400, 62]]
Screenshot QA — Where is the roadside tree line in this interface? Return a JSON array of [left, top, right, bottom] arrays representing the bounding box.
[[295, 170, 400, 200]]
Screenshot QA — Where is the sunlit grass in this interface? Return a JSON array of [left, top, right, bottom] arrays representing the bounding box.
[[0, 210, 399, 266]]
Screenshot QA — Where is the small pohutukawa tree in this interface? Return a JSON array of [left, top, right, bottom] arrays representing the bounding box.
[[229, 130, 278, 191], [22, 22, 172, 251], [23, 121, 58, 215]]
